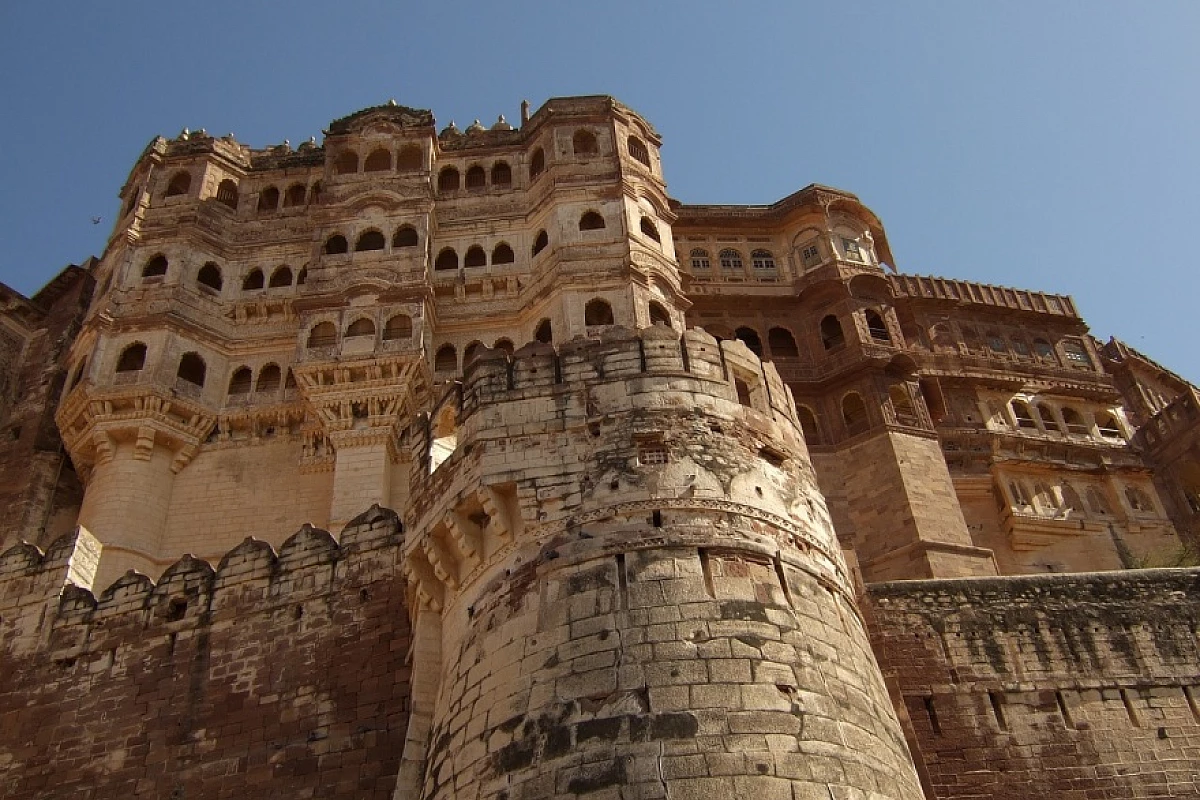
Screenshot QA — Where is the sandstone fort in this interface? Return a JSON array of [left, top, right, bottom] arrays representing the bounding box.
[[0, 96, 1197, 798]]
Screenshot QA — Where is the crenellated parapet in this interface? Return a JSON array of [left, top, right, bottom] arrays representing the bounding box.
[[0, 506, 405, 659]]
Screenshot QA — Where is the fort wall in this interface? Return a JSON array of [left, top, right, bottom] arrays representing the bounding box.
[[866, 569, 1200, 799], [0, 507, 411, 800]]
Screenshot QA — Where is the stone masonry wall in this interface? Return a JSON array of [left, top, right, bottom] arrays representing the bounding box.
[[866, 569, 1200, 799], [0, 506, 411, 800], [404, 327, 926, 800]]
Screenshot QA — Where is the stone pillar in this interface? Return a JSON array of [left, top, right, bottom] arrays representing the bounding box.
[[328, 430, 395, 532], [76, 430, 182, 590]]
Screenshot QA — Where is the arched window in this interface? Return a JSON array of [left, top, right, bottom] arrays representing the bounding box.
[[719, 249, 743, 272], [628, 136, 650, 167], [865, 310, 891, 342], [491, 162, 512, 186], [768, 327, 799, 357], [1061, 407, 1088, 436], [309, 181, 322, 205], [1125, 486, 1153, 513], [1086, 487, 1111, 515], [535, 319, 553, 344], [434, 344, 457, 373], [464, 246, 487, 268], [142, 255, 168, 278], [364, 148, 391, 172], [986, 331, 1007, 355], [393, 226, 419, 248], [961, 328, 982, 353], [242, 268, 265, 291], [434, 248, 459, 271], [296, 266, 307, 285], [532, 230, 548, 256], [798, 406, 822, 444], [116, 343, 147, 372], [750, 250, 776, 271], [529, 147, 545, 180], [585, 299, 614, 326], [258, 186, 280, 211], [396, 145, 422, 171], [842, 393, 869, 435], [492, 243, 515, 264], [197, 263, 222, 292], [346, 318, 375, 337], [1011, 400, 1039, 430], [931, 324, 955, 350], [735, 327, 763, 356], [1010, 337, 1030, 359], [1061, 339, 1092, 368], [1096, 412, 1123, 439], [284, 184, 306, 207], [355, 230, 386, 252], [334, 151, 358, 174], [383, 314, 412, 340], [465, 165, 486, 190], [640, 217, 661, 242], [690, 249, 710, 271], [495, 339, 514, 355], [890, 385, 917, 425], [820, 315, 845, 350], [215, 180, 239, 209], [166, 171, 191, 197], [573, 129, 599, 156], [228, 367, 253, 395], [256, 364, 281, 393], [1060, 483, 1083, 514], [1032, 338, 1055, 361], [463, 341, 484, 366], [307, 322, 337, 348], [260, 266, 289, 289], [579, 211, 606, 231], [68, 358, 87, 390], [1032, 482, 1055, 513], [437, 167, 460, 192], [325, 235, 349, 255], [1009, 481, 1032, 507], [649, 301, 672, 327], [177, 352, 206, 387]]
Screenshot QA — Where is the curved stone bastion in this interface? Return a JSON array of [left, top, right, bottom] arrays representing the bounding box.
[[401, 325, 925, 799]]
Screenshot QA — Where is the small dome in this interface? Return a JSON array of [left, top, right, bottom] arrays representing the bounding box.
[[387, 98, 398, 106], [465, 119, 486, 134], [298, 136, 318, 151], [440, 120, 461, 137], [491, 115, 514, 131]]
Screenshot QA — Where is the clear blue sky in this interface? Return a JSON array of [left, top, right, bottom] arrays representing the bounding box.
[[2, 2, 1197, 381]]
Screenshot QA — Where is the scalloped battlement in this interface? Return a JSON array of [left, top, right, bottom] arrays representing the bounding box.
[[460, 325, 798, 428], [0, 506, 404, 658]]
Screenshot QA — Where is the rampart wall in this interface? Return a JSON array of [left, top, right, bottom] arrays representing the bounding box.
[[0, 507, 411, 800], [866, 569, 1200, 799], [401, 326, 927, 800]]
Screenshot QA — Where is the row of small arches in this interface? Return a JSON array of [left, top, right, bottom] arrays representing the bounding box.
[[257, 182, 320, 211], [429, 233, 549, 270], [926, 325, 1090, 367], [796, 388, 909, 443], [1007, 479, 1153, 517], [163, 173, 242, 209], [334, 145, 424, 175], [1003, 399, 1124, 439], [141, 256, 306, 291], [324, 226, 420, 255], [718, 312, 891, 358], [115, 345, 206, 387], [690, 249, 777, 272], [306, 315, 414, 348]]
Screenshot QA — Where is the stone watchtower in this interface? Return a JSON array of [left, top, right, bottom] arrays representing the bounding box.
[[396, 326, 925, 798]]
